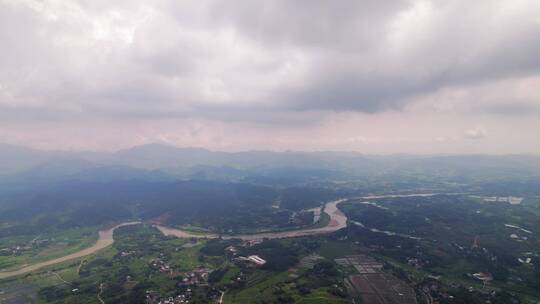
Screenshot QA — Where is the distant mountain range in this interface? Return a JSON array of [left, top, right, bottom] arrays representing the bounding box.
[[0, 143, 539, 231], [1, 143, 540, 187]]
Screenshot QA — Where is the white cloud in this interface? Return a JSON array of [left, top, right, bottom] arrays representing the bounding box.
[[0, 0, 539, 153], [464, 127, 488, 140]]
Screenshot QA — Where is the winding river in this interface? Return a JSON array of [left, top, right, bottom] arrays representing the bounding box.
[[157, 199, 348, 240], [0, 193, 444, 279], [0, 200, 347, 279]]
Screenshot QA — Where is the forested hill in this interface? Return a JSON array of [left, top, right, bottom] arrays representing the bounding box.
[[0, 179, 340, 238]]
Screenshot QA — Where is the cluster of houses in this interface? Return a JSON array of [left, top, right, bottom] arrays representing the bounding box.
[[179, 267, 211, 286], [419, 278, 454, 303], [145, 266, 211, 303], [144, 240, 268, 303], [150, 256, 173, 274], [145, 290, 192, 304], [145, 264, 218, 303], [1, 237, 52, 256], [407, 257, 425, 269], [0, 245, 31, 256]]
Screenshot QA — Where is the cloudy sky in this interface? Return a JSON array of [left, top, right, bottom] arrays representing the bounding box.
[[1, 0, 540, 153]]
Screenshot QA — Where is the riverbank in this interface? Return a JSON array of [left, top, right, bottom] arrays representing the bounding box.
[[0, 222, 141, 280], [156, 199, 348, 241], [0, 199, 348, 279]]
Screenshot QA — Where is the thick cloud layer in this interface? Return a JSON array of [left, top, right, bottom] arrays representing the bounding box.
[[0, 0, 539, 153]]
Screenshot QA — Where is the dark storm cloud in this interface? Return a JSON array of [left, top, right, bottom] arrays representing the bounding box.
[[292, 5, 540, 111], [203, 0, 540, 113], [1, 0, 540, 123]]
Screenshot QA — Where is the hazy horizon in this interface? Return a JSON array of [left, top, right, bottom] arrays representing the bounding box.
[[1, 1, 539, 154], [3, 141, 540, 157]]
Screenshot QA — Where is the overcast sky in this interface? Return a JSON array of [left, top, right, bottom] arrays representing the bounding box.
[[1, 0, 539, 153]]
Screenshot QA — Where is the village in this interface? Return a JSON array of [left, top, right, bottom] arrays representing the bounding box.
[[0, 237, 51, 256], [144, 240, 268, 304]]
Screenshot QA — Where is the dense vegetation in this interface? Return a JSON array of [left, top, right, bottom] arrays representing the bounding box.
[[341, 195, 540, 300], [0, 180, 343, 242]]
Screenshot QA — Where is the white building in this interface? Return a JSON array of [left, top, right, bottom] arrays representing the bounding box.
[[247, 255, 266, 265]]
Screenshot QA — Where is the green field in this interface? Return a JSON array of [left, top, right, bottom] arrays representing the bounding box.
[[0, 226, 100, 272]]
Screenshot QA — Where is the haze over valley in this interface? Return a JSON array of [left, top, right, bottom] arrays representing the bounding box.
[[1, 1, 540, 303]]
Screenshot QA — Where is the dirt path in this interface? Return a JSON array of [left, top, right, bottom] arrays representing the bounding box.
[[97, 283, 105, 304], [218, 291, 225, 303], [76, 259, 86, 275], [51, 271, 70, 284]]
